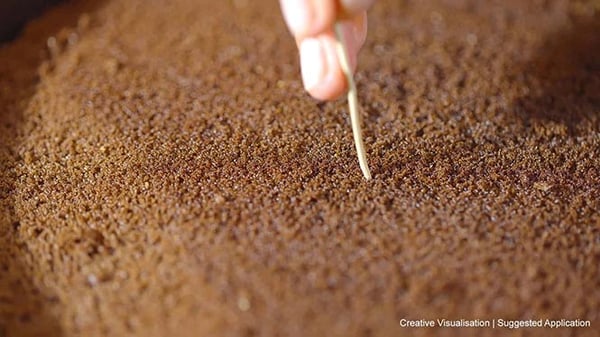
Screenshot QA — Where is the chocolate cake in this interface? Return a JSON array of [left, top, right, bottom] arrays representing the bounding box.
[[0, 0, 598, 336]]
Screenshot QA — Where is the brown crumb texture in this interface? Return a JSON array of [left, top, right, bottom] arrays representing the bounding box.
[[0, 0, 599, 337]]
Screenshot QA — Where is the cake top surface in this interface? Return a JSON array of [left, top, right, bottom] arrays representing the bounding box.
[[0, 1, 598, 336]]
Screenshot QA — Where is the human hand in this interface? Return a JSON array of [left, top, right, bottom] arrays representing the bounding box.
[[279, 0, 376, 101]]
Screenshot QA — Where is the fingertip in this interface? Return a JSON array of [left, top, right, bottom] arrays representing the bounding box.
[[300, 37, 328, 91], [354, 12, 368, 48], [306, 72, 347, 101], [303, 35, 347, 101], [337, 15, 368, 73]]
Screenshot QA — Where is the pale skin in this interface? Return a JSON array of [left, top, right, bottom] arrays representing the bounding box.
[[279, 0, 377, 101]]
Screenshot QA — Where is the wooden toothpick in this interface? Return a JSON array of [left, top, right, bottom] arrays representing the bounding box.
[[334, 22, 372, 180]]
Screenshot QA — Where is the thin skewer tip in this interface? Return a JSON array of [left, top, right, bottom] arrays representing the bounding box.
[[334, 23, 372, 181]]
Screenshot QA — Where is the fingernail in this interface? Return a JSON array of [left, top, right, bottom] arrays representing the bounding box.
[[300, 38, 327, 90], [282, 0, 313, 36]]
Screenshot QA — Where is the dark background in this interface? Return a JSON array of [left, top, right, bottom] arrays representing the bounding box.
[[0, 0, 62, 42]]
